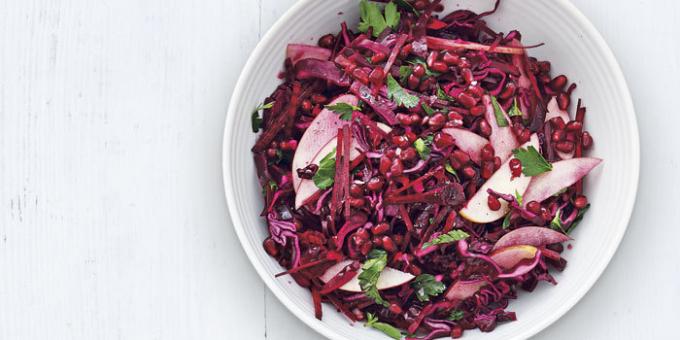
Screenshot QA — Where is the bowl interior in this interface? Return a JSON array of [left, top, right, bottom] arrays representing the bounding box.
[[223, 1, 639, 339]]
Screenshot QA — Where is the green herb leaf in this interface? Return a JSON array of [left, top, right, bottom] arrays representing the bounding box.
[[413, 137, 431, 160], [312, 149, 336, 189], [567, 204, 590, 234], [508, 98, 524, 117], [358, 0, 390, 37], [251, 101, 274, 132], [393, 0, 419, 15], [421, 229, 469, 250], [384, 2, 400, 29], [407, 58, 441, 77], [366, 313, 402, 340], [514, 189, 523, 206], [512, 146, 553, 176], [448, 310, 465, 321], [502, 213, 512, 229], [436, 84, 455, 102], [491, 95, 509, 127], [268, 180, 278, 191], [399, 65, 413, 83], [325, 102, 360, 121], [550, 208, 567, 233], [359, 249, 390, 307], [386, 74, 419, 108], [421, 102, 435, 116], [411, 274, 446, 302]]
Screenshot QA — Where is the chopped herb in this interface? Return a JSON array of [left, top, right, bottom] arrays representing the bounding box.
[[512, 146, 553, 176], [448, 310, 465, 321], [413, 137, 431, 160], [268, 180, 278, 191], [421, 229, 469, 250], [359, 249, 390, 307], [421, 102, 436, 116], [251, 101, 274, 132], [325, 102, 360, 121], [436, 84, 455, 102], [393, 0, 419, 15], [567, 204, 590, 234], [399, 65, 413, 83], [407, 58, 441, 77], [386, 74, 419, 108], [502, 213, 512, 229], [514, 189, 523, 206], [358, 1, 400, 37], [445, 162, 459, 181], [491, 95, 509, 127], [508, 98, 523, 117], [366, 313, 402, 340], [384, 2, 400, 30], [411, 274, 446, 302], [550, 208, 566, 233], [312, 149, 336, 189]]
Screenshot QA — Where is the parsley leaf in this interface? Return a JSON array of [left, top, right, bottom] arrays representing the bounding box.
[[358, 1, 400, 37], [359, 249, 390, 307], [491, 95, 509, 127], [251, 101, 274, 133], [514, 189, 523, 206], [411, 274, 445, 302], [421, 102, 436, 116], [445, 162, 460, 181], [512, 146, 553, 176], [448, 310, 465, 321], [502, 213, 512, 229], [421, 229, 469, 250], [393, 0, 419, 15], [386, 74, 419, 108], [413, 137, 432, 160], [550, 208, 567, 233], [567, 204, 590, 234], [366, 313, 402, 340], [399, 65, 413, 83], [508, 98, 524, 117], [436, 84, 455, 102], [268, 180, 278, 191], [325, 102, 360, 121], [312, 149, 336, 189]]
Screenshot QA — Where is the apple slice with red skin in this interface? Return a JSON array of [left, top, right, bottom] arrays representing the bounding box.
[[319, 260, 415, 293], [445, 280, 487, 301], [545, 96, 574, 160], [286, 44, 331, 66], [492, 226, 571, 251], [442, 128, 489, 165], [483, 95, 519, 163], [523, 157, 603, 205], [459, 134, 539, 224]]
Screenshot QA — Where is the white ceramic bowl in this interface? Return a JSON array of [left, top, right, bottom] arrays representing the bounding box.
[[223, 1, 639, 339]]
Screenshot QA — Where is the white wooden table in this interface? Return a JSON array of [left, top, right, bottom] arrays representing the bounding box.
[[0, 0, 678, 339]]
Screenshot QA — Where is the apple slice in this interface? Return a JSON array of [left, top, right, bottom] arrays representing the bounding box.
[[445, 279, 487, 301], [292, 94, 360, 208], [492, 227, 570, 251], [483, 95, 519, 162], [490, 245, 538, 269], [286, 44, 331, 66], [522, 157, 603, 204], [459, 134, 539, 224], [545, 97, 574, 160], [319, 260, 415, 293], [442, 128, 489, 165]]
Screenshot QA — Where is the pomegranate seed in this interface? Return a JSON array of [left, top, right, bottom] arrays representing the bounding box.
[[404, 131, 417, 143], [509, 158, 522, 178], [397, 113, 412, 125], [481, 161, 494, 180], [372, 236, 383, 247], [428, 113, 446, 130], [352, 68, 369, 84], [452, 150, 470, 164], [461, 68, 474, 84], [412, 64, 426, 77], [442, 52, 460, 65], [540, 207, 552, 221], [392, 135, 410, 148], [372, 222, 390, 236], [360, 242, 373, 256], [368, 68, 385, 86], [393, 234, 403, 246], [461, 166, 476, 179], [557, 92, 570, 110], [433, 132, 455, 149], [263, 238, 279, 257], [539, 61, 551, 73], [419, 77, 435, 92], [367, 176, 385, 191], [379, 156, 392, 175], [526, 201, 541, 214], [356, 228, 370, 241], [385, 149, 397, 158], [431, 61, 448, 73], [487, 195, 502, 211], [539, 74, 551, 85], [555, 141, 575, 153], [549, 75, 568, 91], [399, 43, 413, 58], [470, 105, 485, 117], [350, 183, 364, 197], [457, 57, 471, 68], [388, 303, 403, 315], [311, 94, 327, 105], [581, 131, 593, 149], [301, 99, 313, 112], [518, 129, 531, 143], [447, 112, 464, 126], [311, 104, 322, 116], [481, 144, 495, 161], [266, 148, 278, 158], [400, 147, 418, 161], [371, 52, 387, 64], [479, 119, 492, 137], [382, 236, 397, 252], [407, 265, 421, 276], [574, 195, 588, 209], [465, 181, 477, 198], [551, 129, 566, 142], [550, 117, 566, 130], [493, 156, 502, 170], [407, 74, 420, 89], [390, 159, 404, 176], [457, 93, 477, 108], [318, 34, 335, 48], [426, 51, 439, 68], [566, 121, 583, 132], [451, 326, 463, 338], [349, 197, 365, 208], [499, 82, 516, 99]]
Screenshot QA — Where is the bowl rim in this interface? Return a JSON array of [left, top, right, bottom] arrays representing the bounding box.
[[222, 1, 640, 339]]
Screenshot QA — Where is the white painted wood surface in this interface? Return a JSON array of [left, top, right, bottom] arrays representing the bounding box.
[[0, 0, 677, 339]]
